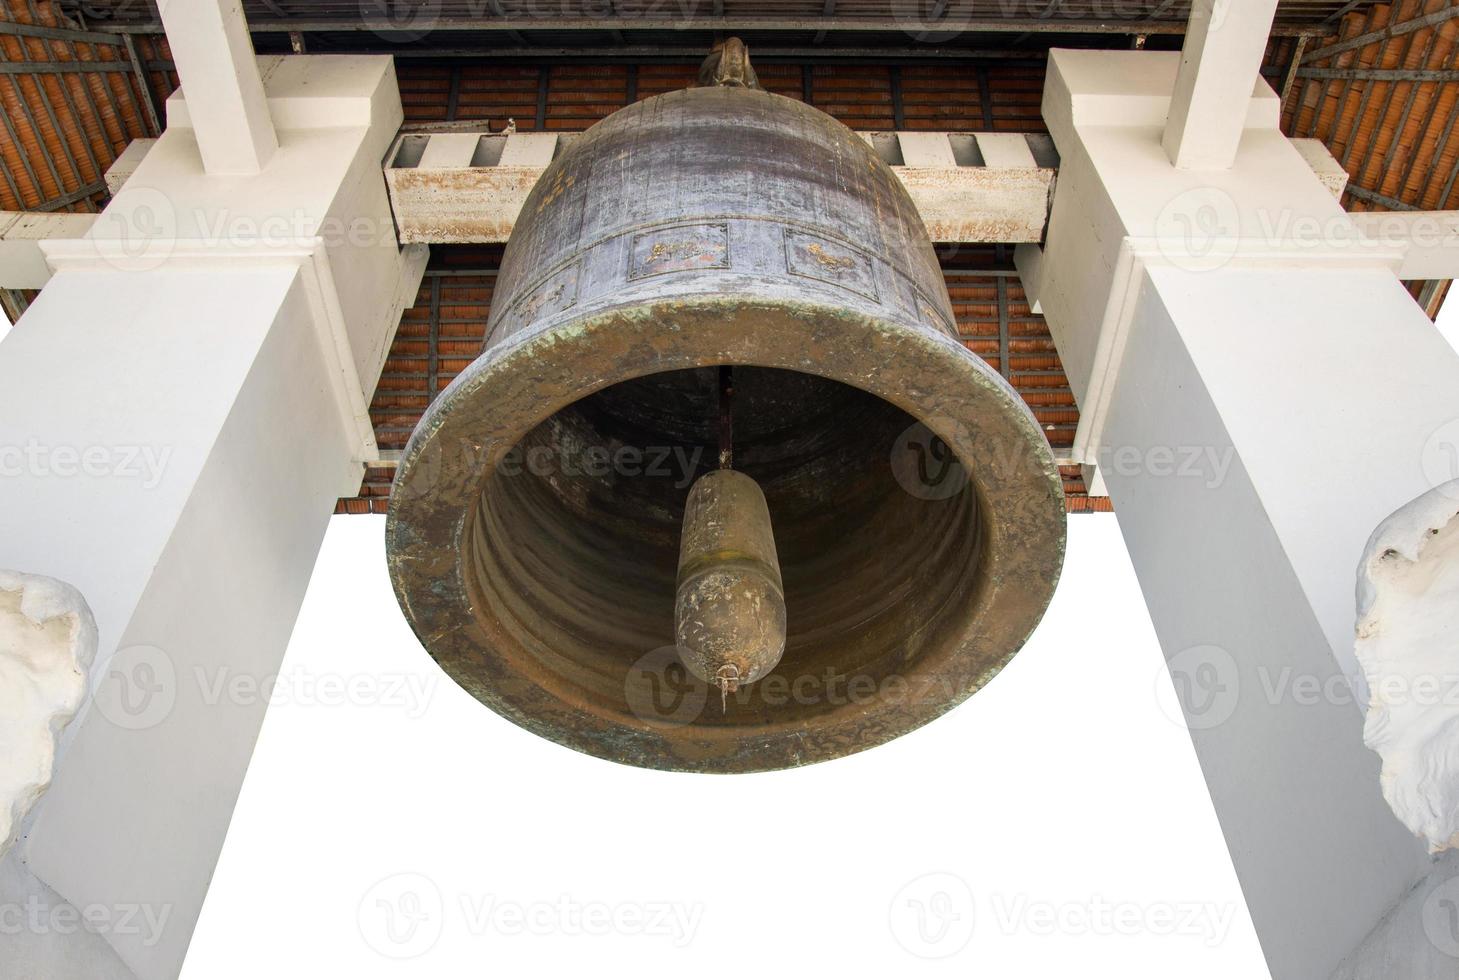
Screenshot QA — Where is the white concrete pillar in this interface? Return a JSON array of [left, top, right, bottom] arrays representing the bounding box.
[[0, 55, 423, 978], [155, 0, 277, 175], [1163, 0, 1280, 170], [1022, 49, 1459, 980]]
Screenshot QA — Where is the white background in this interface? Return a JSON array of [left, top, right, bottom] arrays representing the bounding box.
[[180, 515, 1268, 978]]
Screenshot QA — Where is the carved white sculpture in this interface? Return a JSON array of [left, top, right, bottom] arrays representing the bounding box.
[[0, 571, 97, 856], [1356, 481, 1459, 852]]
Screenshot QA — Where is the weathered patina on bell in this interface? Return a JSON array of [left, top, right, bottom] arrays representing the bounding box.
[[386, 41, 1066, 773]]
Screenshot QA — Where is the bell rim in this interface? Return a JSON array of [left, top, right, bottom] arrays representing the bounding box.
[[386, 293, 1067, 773]]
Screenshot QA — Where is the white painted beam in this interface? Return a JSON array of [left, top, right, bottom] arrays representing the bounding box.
[[1291, 138, 1349, 199], [896, 131, 957, 167], [974, 132, 1038, 169], [0, 56, 417, 980], [498, 132, 558, 167], [155, 0, 277, 175], [1036, 49, 1456, 980], [1162, 0, 1281, 170], [416, 132, 480, 169]]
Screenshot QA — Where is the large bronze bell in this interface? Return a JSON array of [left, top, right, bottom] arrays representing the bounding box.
[[386, 41, 1066, 773]]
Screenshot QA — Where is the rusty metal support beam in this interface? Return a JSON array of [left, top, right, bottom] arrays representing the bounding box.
[[28, 179, 107, 212], [122, 33, 162, 136], [1279, 34, 1307, 111], [0, 287, 29, 323], [1418, 278, 1448, 318], [0, 60, 135, 73], [813, 0, 835, 44], [1321, 0, 1367, 27], [1303, 5, 1459, 63], [0, 20, 122, 44], [1344, 182, 1420, 211], [1279, 66, 1459, 81]]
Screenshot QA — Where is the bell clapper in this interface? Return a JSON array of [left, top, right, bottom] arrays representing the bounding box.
[[675, 368, 787, 713]]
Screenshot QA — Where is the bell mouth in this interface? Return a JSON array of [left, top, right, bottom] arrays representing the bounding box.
[[474, 364, 980, 718], [386, 297, 1066, 772]]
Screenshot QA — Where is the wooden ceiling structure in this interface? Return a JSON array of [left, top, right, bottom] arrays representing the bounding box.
[[1, 0, 1455, 514]]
